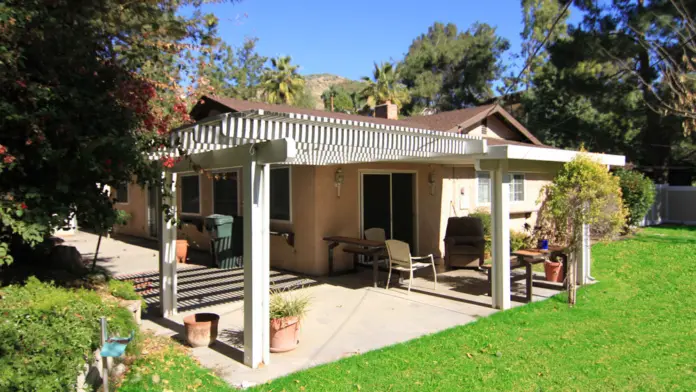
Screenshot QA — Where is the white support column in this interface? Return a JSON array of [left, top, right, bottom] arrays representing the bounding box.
[[575, 224, 591, 285], [242, 155, 271, 368], [490, 161, 511, 310], [159, 171, 178, 317]]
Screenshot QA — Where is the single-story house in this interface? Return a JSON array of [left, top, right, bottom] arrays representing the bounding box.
[[123, 96, 624, 368], [114, 96, 557, 275]]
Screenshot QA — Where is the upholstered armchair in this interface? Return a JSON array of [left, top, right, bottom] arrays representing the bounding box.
[[443, 217, 486, 269]]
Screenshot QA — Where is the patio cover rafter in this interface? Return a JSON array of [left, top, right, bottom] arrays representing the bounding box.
[[159, 110, 487, 166]]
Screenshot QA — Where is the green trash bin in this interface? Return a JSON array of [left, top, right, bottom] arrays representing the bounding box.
[[204, 214, 243, 269]]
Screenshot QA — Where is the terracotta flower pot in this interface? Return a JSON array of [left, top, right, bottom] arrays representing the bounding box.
[[269, 316, 300, 353], [544, 260, 564, 283], [175, 239, 189, 263], [183, 313, 219, 348]]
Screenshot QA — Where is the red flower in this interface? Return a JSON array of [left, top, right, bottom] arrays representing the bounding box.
[[16, 80, 26, 88], [105, 159, 112, 166], [0, 145, 6, 154], [3, 155, 15, 164], [25, 139, 32, 146], [20, 203, 27, 210]]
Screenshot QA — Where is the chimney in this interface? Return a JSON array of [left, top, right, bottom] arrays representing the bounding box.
[[374, 101, 399, 120]]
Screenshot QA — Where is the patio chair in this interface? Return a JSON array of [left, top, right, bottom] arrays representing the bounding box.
[[385, 239, 437, 294], [443, 217, 486, 269]]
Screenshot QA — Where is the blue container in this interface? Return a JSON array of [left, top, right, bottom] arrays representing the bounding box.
[[540, 239, 549, 250]]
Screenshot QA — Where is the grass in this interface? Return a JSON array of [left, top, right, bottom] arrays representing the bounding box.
[[254, 227, 696, 391], [118, 334, 235, 392]]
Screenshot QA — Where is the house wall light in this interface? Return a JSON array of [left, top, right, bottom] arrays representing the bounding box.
[[334, 168, 344, 198], [428, 169, 436, 196]]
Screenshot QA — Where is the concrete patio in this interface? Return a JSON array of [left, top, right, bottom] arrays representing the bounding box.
[[64, 230, 563, 387]]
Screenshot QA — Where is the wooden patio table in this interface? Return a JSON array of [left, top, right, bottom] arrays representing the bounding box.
[[323, 236, 385, 288], [510, 246, 568, 302]]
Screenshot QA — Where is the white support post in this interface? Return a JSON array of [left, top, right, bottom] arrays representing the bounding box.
[[159, 171, 178, 317], [490, 161, 511, 310], [576, 224, 591, 285], [242, 155, 271, 368]]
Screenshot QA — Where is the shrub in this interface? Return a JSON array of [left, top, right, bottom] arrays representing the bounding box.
[[109, 279, 139, 300], [510, 230, 534, 252], [468, 209, 534, 256], [469, 208, 492, 237], [615, 168, 656, 228], [0, 277, 138, 391]]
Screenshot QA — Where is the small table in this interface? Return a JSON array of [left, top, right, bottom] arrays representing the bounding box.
[[511, 247, 568, 302], [323, 236, 385, 287]]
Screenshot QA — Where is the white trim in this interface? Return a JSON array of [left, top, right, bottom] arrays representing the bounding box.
[[358, 169, 419, 254], [211, 168, 242, 216], [509, 172, 525, 204], [270, 166, 292, 224], [475, 171, 491, 206], [179, 173, 202, 216], [482, 145, 626, 166]]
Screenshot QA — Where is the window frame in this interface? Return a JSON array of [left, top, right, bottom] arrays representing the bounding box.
[[476, 171, 525, 204], [179, 173, 202, 216], [509, 172, 525, 203], [212, 168, 241, 216], [114, 183, 129, 205], [475, 171, 491, 206], [270, 166, 292, 223]]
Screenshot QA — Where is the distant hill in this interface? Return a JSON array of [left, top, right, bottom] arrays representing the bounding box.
[[304, 74, 364, 110]]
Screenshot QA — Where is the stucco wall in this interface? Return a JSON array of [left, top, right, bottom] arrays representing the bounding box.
[[114, 165, 554, 276], [113, 183, 150, 238]]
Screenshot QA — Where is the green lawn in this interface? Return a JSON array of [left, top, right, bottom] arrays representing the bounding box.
[[255, 227, 696, 391]]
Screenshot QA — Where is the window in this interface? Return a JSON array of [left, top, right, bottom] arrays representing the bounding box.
[[510, 173, 525, 202], [476, 172, 490, 204], [114, 183, 129, 204], [270, 167, 291, 221], [477, 172, 525, 203], [180, 175, 200, 214], [213, 171, 239, 216]]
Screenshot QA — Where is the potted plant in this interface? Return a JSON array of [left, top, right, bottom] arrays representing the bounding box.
[[269, 288, 311, 353], [175, 223, 192, 264], [183, 313, 220, 347], [544, 257, 564, 282]]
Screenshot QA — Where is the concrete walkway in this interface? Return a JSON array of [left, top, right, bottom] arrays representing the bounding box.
[[63, 230, 563, 388]]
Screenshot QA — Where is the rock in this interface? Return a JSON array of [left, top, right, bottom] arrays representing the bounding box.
[[49, 245, 87, 274], [86, 272, 107, 285], [119, 300, 142, 325], [112, 363, 127, 378]]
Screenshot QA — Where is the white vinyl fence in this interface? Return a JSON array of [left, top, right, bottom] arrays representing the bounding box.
[[642, 185, 696, 226]]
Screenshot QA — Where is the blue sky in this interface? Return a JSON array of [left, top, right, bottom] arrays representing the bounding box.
[[200, 0, 582, 80]]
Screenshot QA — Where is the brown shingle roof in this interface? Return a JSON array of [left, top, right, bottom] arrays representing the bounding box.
[[402, 105, 496, 131], [402, 105, 543, 146], [194, 95, 543, 146], [198, 95, 421, 129]]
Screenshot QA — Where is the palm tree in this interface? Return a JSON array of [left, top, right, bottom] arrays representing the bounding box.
[[360, 62, 410, 112], [261, 56, 306, 105], [321, 85, 341, 111]]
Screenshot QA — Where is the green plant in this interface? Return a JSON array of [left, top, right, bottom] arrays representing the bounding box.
[[539, 154, 626, 305], [109, 279, 139, 300], [0, 277, 138, 391], [269, 288, 311, 320], [614, 168, 655, 229], [510, 230, 533, 252]]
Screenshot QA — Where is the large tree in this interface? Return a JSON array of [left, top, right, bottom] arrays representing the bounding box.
[[521, 0, 695, 183], [0, 0, 224, 265], [196, 37, 267, 100], [399, 22, 510, 113], [261, 56, 306, 105]]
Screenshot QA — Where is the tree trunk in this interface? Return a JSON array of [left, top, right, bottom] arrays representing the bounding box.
[[567, 251, 576, 306], [91, 233, 102, 271], [330, 95, 334, 112]]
